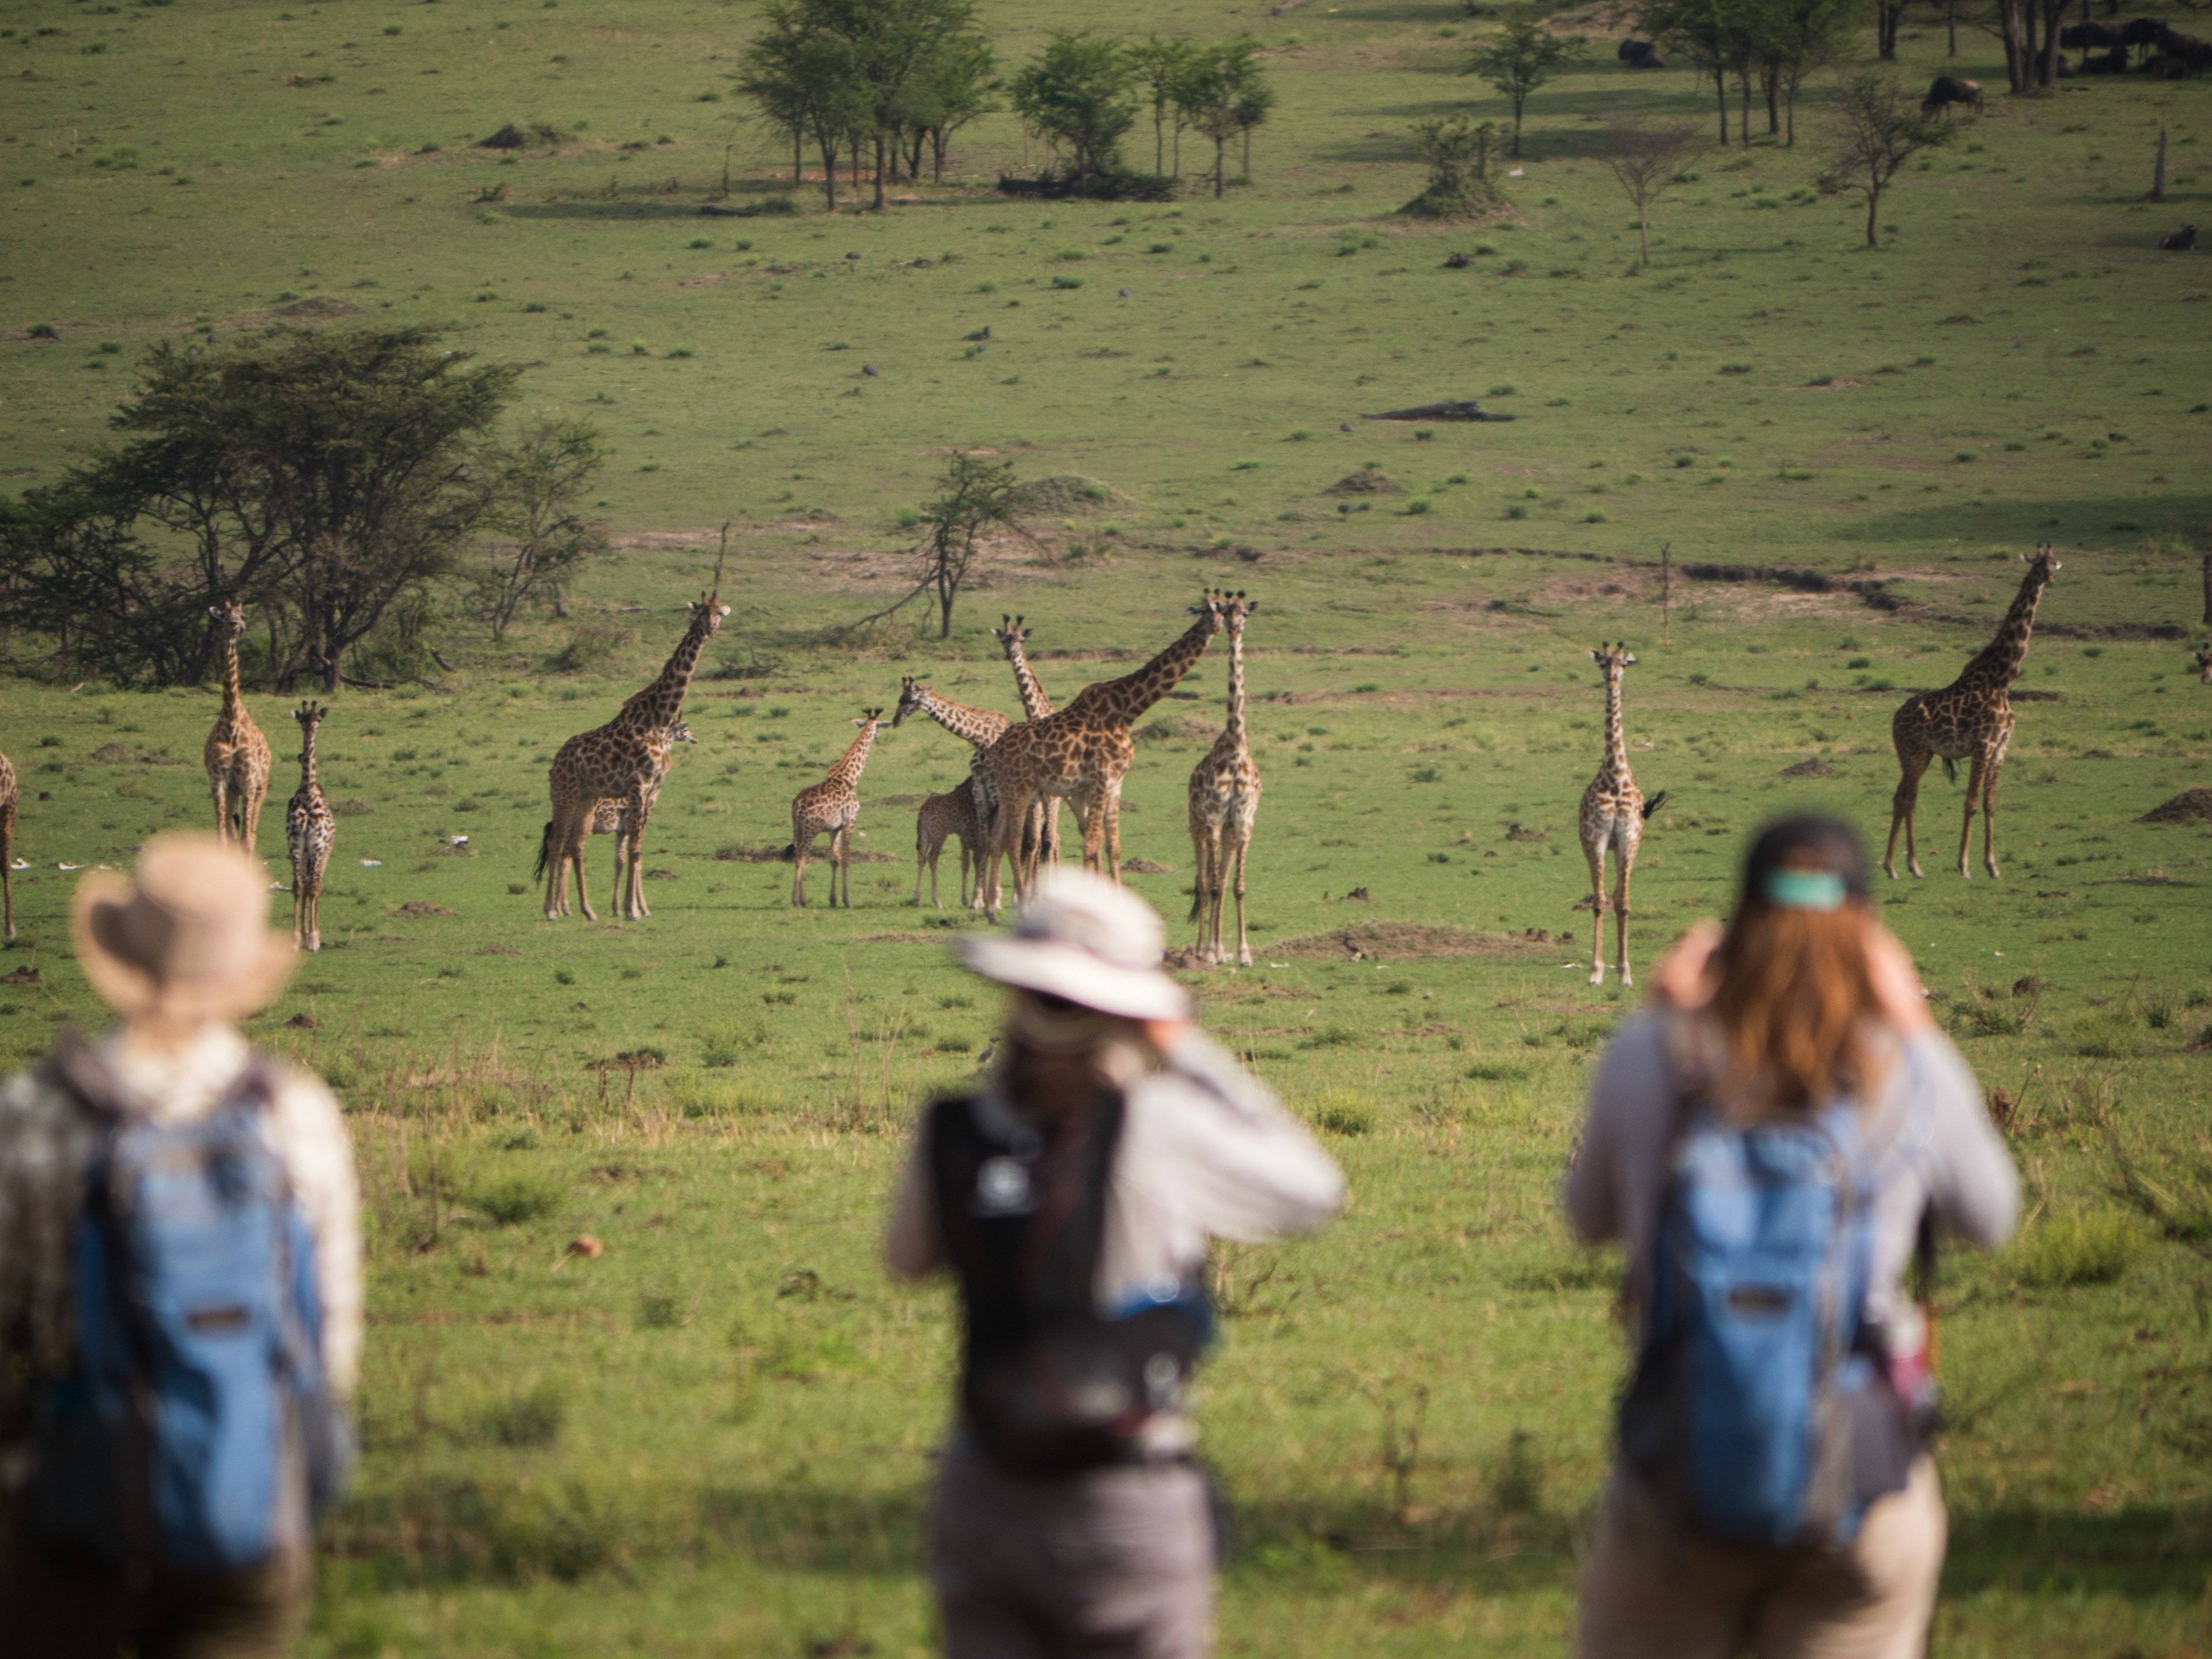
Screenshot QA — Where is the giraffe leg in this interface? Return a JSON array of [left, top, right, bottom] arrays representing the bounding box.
[[545, 804, 578, 919], [838, 825, 855, 908], [1956, 754, 1987, 880], [1104, 779, 1126, 885], [1615, 834, 1638, 988], [1585, 837, 1609, 986], [568, 811, 599, 922], [2, 808, 13, 942], [241, 786, 264, 856], [1230, 827, 1253, 968], [625, 794, 653, 919], [1887, 749, 1931, 880], [1207, 823, 1230, 965], [1046, 797, 1063, 865], [210, 775, 232, 846], [1981, 757, 2005, 880], [791, 826, 810, 907], [1188, 822, 1215, 959]]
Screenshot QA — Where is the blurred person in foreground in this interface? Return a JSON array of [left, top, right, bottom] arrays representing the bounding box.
[[1566, 814, 2018, 1659], [0, 834, 360, 1658], [886, 868, 1344, 1659]]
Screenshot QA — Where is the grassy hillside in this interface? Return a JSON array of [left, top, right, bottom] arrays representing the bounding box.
[[2, 1, 2210, 1655]]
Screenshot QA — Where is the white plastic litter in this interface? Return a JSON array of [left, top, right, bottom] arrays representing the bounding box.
[[57, 862, 84, 871], [448, 835, 469, 847], [8, 859, 25, 871], [360, 859, 382, 868]]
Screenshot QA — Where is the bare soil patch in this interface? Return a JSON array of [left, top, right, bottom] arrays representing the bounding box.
[[1780, 757, 1836, 777], [1272, 923, 1551, 960], [2141, 787, 2212, 824]]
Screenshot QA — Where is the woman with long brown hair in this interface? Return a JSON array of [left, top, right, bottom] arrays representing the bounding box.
[[1565, 815, 2018, 1659]]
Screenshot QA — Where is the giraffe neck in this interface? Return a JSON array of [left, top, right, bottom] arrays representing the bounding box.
[[1222, 624, 1247, 748], [1957, 568, 2048, 692], [1070, 611, 1217, 728], [220, 631, 247, 723], [919, 689, 1007, 748], [300, 726, 320, 791], [1005, 638, 1055, 719], [619, 610, 715, 730], [1600, 673, 1629, 786], [829, 722, 878, 786]]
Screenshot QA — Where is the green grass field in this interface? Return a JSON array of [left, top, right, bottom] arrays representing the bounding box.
[[4, 0, 2211, 1654]]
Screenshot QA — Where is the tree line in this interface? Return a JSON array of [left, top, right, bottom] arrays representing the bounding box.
[[0, 328, 605, 691], [739, 1, 1275, 204]]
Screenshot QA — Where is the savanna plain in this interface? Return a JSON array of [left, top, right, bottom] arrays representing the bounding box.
[[2, 0, 2211, 1652]]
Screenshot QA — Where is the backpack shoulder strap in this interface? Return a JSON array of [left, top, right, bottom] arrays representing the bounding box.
[[43, 1030, 137, 1126]]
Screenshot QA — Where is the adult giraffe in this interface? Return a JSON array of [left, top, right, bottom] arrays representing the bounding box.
[[1578, 642, 1666, 988], [978, 593, 1225, 917], [1187, 592, 1261, 967], [994, 613, 1062, 866], [543, 577, 729, 921], [892, 676, 1009, 911], [1884, 548, 2060, 880]]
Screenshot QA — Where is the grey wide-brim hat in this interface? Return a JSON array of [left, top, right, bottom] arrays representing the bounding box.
[[955, 868, 1191, 1022]]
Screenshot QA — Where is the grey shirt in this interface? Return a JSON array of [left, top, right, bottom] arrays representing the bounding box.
[[1565, 1012, 2019, 1335]]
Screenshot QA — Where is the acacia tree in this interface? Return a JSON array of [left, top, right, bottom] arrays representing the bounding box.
[[1233, 53, 1277, 182], [1173, 43, 1268, 197], [1403, 115, 1502, 217], [1603, 117, 1706, 269], [471, 421, 608, 641], [1011, 32, 1138, 192], [918, 454, 1021, 637], [740, 8, 866, 209], [901, 30, 996, 181], [1464, 11, 1581, 158], [1820, 70, 1952, 248]]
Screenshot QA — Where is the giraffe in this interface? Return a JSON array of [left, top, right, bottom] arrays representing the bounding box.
[[535, 719, 700, 897], [544, 578, 729, 921], [1884, 547, 2061, 881], [995, 613, 1063, 866], [0, 748, 16, 942], [2194, 641, 2211, 685], [1186, 592, 1262, 968], [913, 785, 982, 909], [892, 676, 1010, 911], [1578, 642, 1667, 988], [791, 710, 884, 908], [203, 601, 272, 853], [285, 700, 336, 953], [978, 593, 1226, 918]]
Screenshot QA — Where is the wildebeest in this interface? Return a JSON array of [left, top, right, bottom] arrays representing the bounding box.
[[2062, 21, 2122, 48], [1922, 75, 1983, 115], [2121, 16, 2169, 47], [2159, 224, 2198, 251], [2082, 47, 2130, 73], [1617, 38, 1667, 67]]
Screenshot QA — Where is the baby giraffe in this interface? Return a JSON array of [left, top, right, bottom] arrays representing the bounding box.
[[286, 700, 336, 952], [1578, 643, 1666, 988], [790, 709, 884, 908]]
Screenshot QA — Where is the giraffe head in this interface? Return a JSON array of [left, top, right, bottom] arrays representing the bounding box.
[[292, 700, 327, 736], [994, 614, 1031, 654], [855, 707, 885, 732], [689, 592, 733, 635], [2021, 545, 2063, 586], [667, 718, 699, 745], [208, 599, 248, 643], [892, 676, 930, 727], [1590, 641, 1637, 683], [2195, 642, 2212, 684], [1218, 590, 1258, 635]]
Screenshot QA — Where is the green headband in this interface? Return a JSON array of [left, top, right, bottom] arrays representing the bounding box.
[[1764, 869, 1847, 911]]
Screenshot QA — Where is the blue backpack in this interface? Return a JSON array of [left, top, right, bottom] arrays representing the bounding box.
[[1617, 1092, 1918, 1548], [32, 1043, 351, 1573]]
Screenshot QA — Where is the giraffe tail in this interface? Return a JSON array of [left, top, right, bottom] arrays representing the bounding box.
[[533, 820, 553, 882], [1188, 882, 1203, 923], [1641, 790, 1669, 821], [1941, 756, 1957, 785]]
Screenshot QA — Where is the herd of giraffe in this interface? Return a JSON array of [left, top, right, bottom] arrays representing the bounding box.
[[5, 543, 2196, 976]]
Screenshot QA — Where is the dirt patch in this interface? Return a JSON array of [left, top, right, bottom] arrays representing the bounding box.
[[1136, 715, 1216, 743], [478, 944, 522, 956], [2141, 787, 2212, 825], [1273, 923, 1550, 960], [0, 966, 42, 986], [1779, 757, 1835, 778], [1327, 465, 1400, 497], [393, 901, 454, 918], [273, 296, 362, 321], [860, 931, 959, 945], [2040, 621, 2190, 641], [1505, 823, 1547, 842], [715, 844, 790, 862], [90, 743, 134, 763], [334, 799, 373, 816]]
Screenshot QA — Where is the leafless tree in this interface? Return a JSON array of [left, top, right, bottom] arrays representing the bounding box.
[[1819, 70, 1952, 249], [1602, 116, 1706, 270]]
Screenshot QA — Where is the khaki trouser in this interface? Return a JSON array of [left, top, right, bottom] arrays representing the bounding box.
[[1577, 1457, 1946, 1659], [2, 1519, 311, 1659], [929, 1434, 1215, 1659]]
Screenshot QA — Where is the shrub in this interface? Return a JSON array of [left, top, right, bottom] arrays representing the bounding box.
[[476, 1382, 566, 1448], [471, 1172, 563, 1226], [1312, 1092, 1377, 1136], [2010, 1211, 2139, 1289]]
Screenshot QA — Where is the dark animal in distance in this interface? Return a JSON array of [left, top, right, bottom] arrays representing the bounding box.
[[2121, 16, 2168, 47], [1922, 76, 1983, 115], [1617, 39, 1667, 67], [2160, 224, 2198, 251], [2082, 47, 2130, 73], [2062, 21, 2122, 48]]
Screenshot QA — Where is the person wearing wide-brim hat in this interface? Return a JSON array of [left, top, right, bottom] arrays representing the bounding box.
[[0, 833, 361, 1657], [886, 868, 1345, 1659]]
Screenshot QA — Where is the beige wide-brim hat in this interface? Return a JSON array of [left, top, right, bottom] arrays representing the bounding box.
[[955, 867, 1191, 1023], [72, 832, 296, 1023]]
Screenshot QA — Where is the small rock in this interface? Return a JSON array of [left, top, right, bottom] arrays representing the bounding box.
[[1339, 422, 1353, 431], [1119, 286, 1131, 297], [844, 251, 862, 261], [565, 1235, 605, 1260], [862, 363, 878, 376]]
